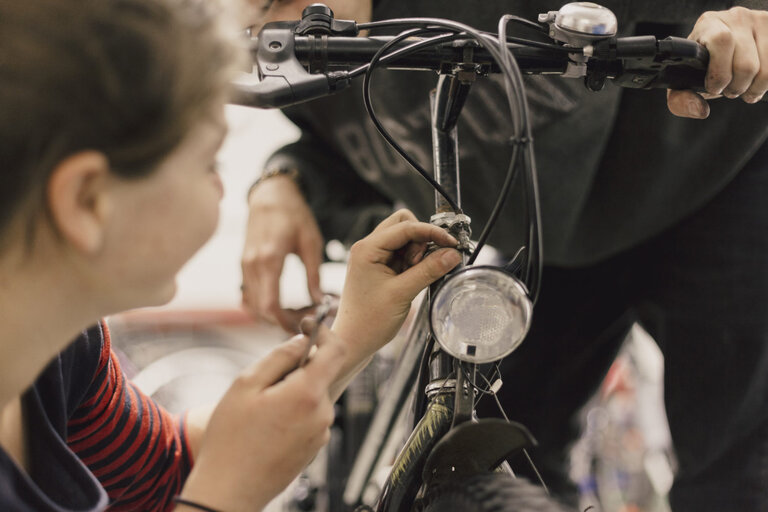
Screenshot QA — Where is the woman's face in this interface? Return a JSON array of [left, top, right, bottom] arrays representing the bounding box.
[[254, 0, 373, 30], [96, 106, 228, 310]]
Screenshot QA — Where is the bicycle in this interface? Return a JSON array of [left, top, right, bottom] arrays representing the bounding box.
[[233, 3, 764, 511]]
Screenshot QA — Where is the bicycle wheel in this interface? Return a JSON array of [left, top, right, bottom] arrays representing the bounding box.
[[418, 474, 574, 512]]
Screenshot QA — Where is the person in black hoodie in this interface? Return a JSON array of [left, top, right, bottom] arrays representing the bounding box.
[[241, 1, 768, 509]]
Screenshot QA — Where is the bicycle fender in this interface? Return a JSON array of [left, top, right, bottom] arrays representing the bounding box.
[[421, 418, 537, 485]]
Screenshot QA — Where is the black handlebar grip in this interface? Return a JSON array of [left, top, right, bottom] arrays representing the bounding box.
[[612, 37, 768, 102], [656, 38, 768, 102]]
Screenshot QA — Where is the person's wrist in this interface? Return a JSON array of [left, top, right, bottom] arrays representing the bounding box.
[[177, 472, 228, 512], [330, 315, 357, 354], [176, 488, 268, 512], [247, 167, 302, 202], [331, 312, 380, 363], [173, 496, 223, 512], [180, 465, 270, 512]]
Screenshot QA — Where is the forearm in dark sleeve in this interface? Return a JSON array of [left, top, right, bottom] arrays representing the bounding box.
[[733, 1, 767, 9], [265, 134, 394, 246]]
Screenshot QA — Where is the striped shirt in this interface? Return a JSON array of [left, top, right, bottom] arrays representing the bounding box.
[[67, 322, 192, 510], [0, 322, 192, 511]]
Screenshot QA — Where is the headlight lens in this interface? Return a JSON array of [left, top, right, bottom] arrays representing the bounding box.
[[430, 266, 532, 363]]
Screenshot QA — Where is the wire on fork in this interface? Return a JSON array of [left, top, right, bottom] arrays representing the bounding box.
[[476, 367, 550, 496]]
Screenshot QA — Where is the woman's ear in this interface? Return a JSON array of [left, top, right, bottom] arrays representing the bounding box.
[[47, 151, 112, 254]]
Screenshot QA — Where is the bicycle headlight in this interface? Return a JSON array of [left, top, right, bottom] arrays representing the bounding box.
[[430, 266, 532, 364]]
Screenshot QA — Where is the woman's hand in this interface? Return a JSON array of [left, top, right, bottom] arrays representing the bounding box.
[[668, 7, 768, 118], [241, 175, 324, 332], [331, 209, 461, 361], [180, 210, 458, 510], [179, 334, 345, 512]]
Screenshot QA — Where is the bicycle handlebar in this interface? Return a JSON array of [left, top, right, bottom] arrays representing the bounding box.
[[232, 18, 755, 109], [268, 34, 572, 73]]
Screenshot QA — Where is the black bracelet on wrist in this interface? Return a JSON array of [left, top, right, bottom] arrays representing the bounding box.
[[172, 496, 222, 512], [247, 167, 302, 200]]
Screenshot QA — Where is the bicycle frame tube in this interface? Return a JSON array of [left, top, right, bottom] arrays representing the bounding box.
[[343, 298, 431, 507], [375, 393, 454, 512]]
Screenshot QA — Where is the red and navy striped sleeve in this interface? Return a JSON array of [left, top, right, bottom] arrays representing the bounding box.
[[66, 322, 194, 511]]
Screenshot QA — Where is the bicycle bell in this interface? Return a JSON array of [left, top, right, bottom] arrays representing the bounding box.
[[430, 266, 533, 364], [538, 2, 617, 47]]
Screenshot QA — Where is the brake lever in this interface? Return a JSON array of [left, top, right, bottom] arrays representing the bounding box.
[[232, 21, 352, 109]]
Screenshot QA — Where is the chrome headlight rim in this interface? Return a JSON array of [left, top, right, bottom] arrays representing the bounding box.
[[429, 265, 533, 364]]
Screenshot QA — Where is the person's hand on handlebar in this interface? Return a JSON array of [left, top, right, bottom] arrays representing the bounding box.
[[668, 6, 768, 118], [241, 172, 324, 332]]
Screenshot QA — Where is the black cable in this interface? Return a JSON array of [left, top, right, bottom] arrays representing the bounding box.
[[357, 22, 573, 54], [362, 27, 463, 213], [352, 17, 536, 83], [348, 32, 467, 79], [465, 19, 532, 270], [354, 15, 543, 300], [466, 144, 522, 265], [499, 36, 579, 53], [497, 15, 543, 304], [360, 17, 532, 237], [521, 148, 543, 304]]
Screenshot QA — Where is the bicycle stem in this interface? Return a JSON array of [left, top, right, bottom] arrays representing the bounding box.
[[427, 69, 477, 430], [430, 74, 468, 214]]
